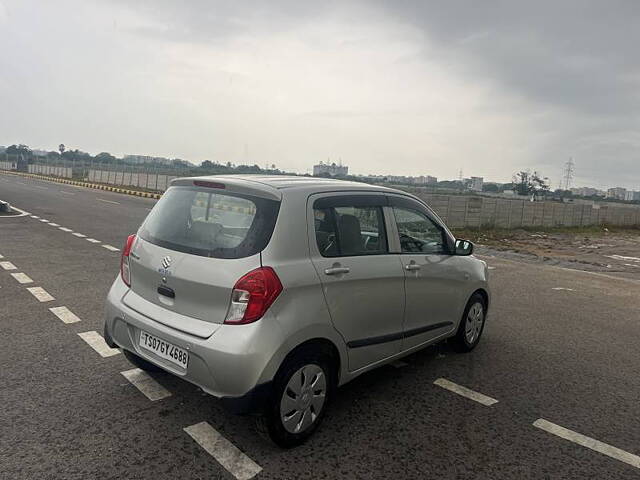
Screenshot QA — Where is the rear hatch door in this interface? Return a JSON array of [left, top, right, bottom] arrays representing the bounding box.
[[123, 180, 280, 338]]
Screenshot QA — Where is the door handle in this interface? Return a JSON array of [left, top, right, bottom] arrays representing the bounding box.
[[324, 266, 350, 275], [405, 263, 421, 271]]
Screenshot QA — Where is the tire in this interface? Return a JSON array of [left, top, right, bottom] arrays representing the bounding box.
[[256, 346, 334, 448], [452, 293, 487, 353], [123, 349, 164, 373]]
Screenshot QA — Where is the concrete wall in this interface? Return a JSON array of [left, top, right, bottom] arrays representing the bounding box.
[[415, 193, 640, 228], [4, 164, 640, 228], [28, 164, 73, 178], [87, 169, 178, 192], [0, 161, 16, 170]]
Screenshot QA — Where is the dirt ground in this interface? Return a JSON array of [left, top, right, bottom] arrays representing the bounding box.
[[456, 226, 640, 279]]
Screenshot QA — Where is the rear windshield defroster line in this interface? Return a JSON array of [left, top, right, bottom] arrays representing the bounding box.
[[139, 186, 280, 259]]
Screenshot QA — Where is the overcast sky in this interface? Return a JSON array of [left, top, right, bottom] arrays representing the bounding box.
[[1, 0, 639, 188]]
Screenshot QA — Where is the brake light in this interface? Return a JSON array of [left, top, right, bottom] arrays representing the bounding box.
[[224, 267, 283, 324], [120, 234, 136, 287], [193, 180, 225, 189]]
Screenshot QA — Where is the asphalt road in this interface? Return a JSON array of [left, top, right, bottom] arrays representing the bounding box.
[[1, 172, 640, 479]]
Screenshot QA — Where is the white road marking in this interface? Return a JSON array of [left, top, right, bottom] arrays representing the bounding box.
[[26, 286, 55, 302], [39, 218, 49, 223], [102, 244, 120, 252], [433, 378, 498, 406], [488, 266, 497, 270], [97, 198, 120, 205], [48, 223, 60, 227], [184, 422, 262, 480], [77, 331, 120, 357], [533, 419, 640, 469], [33, 185, 49, 190], [72, 232, 87, 238], [86, 238, 101, 243], [30, 215, 40, 219], [552, 287, 575, 291], [59, 227, 73, 232], [49, 306, 81, 324], [391, 360, 409, 369], [10, 273, 33, 284], [121, 368, 171, 401], [60, 190, 76, 195], [0, 261, 17, 270]]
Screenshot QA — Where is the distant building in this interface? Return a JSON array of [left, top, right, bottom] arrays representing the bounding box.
[[571, 187, 601, 197], [414, 175, 438, 185], [606, 187, 627, 200], [313, 161, 348, 177], [469, 176, 484, 192], [624, 190, 640, 201]]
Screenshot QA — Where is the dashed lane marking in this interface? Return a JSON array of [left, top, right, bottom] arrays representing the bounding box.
[[102, 244, 120, 252], [49, 306, 81, 324], [86, 238, 101, 243], [121, 368, 172, 401], [552, 287, 575, 291], [30, 215, 40, 219], [184, 421, 262, 480], [77, 331, 120, 357], [72, 232, 87, 238], [59, 227, 73, 232], [434, 378, 498, 406], [0, 261, 17, 271], [60, 190, 76, 195], [10, 273, 33, 284], [39, 218, 49, 223], [488, 266, 496, 270], [26, 287, 55, 302], [533, 419, 640, 469], [97, 198, 121, 205], [48, 223, 60, 227]]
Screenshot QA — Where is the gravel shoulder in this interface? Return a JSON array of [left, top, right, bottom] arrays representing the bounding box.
[[455, 226, 640, 279]]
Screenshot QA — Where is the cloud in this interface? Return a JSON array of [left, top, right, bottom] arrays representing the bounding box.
[[0, 0, 638, 188]]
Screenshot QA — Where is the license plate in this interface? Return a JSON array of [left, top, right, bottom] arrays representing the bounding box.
[[138, 331, 189, 369]]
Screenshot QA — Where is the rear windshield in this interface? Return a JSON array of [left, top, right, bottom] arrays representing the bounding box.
[[139, 186, 280, 258]]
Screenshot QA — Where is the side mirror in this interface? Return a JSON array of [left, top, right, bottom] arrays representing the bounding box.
[[455, 239, 474, 256]]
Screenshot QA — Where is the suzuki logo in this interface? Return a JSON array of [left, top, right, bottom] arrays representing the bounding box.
[[161, 256, 172, 269]]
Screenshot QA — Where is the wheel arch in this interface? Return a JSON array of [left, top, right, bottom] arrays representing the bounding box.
[[472, 288, 489, 311], [277, 337, 342, 387]]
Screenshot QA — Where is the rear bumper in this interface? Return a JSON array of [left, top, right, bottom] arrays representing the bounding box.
[[104, 275, 283, 409]]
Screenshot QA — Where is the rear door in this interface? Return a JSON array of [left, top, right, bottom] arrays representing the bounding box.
[[124, 182, 280, 338], [388, 196, 463, 350], [308, 193, 405, 372]]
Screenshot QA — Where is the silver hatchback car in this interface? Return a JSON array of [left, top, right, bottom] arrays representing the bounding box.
[[104, 175, 490, 447]]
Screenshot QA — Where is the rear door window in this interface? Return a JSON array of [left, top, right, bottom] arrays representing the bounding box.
[[140, 186, 279, 258], [314, 205, 387, 257]]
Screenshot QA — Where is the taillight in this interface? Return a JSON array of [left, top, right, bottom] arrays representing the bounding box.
[[224, 267, 283, 324], [120, 234, 136, 287]]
